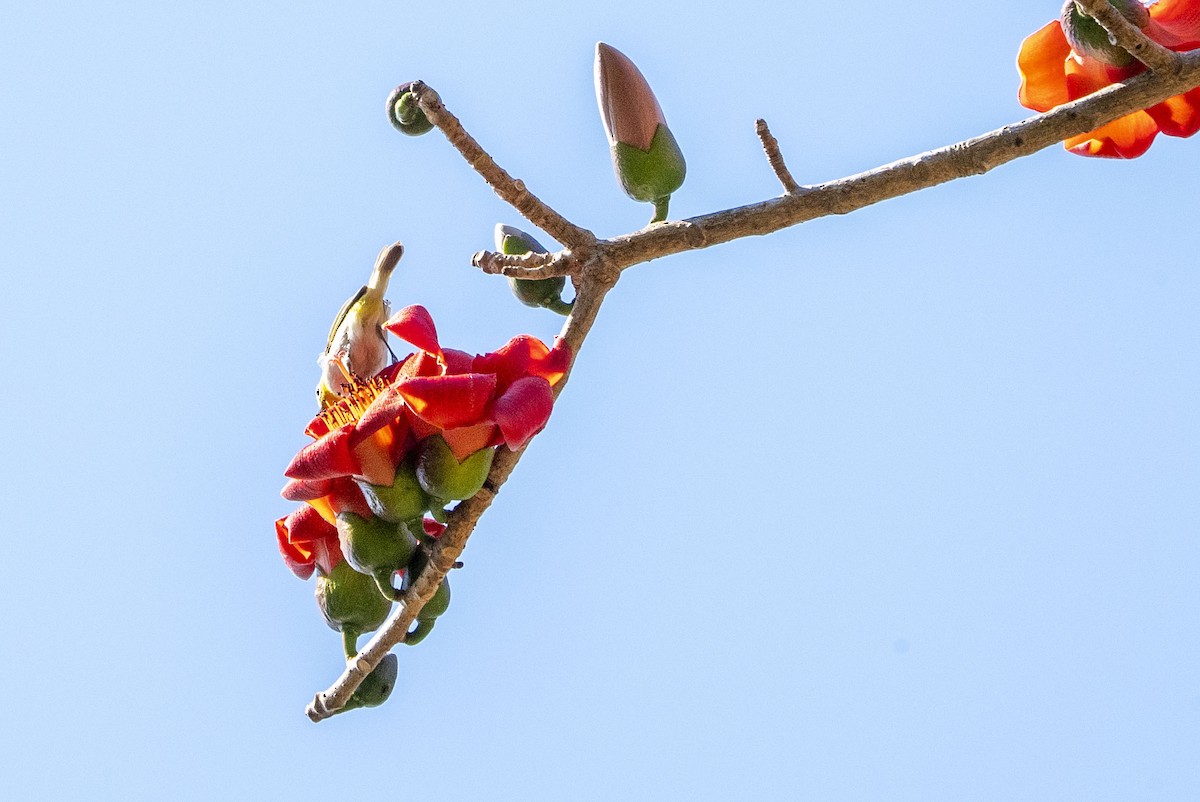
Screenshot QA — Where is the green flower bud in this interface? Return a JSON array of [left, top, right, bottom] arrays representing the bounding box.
[[594, 43, 686, 222], [336, 512, 420, 600], [386, 82, 434, 136], [1060, 0, 1149, 67], [401, 549, 452, 646], [415, 435, 495, 502], [314, 560, 393, 657], [495, 224, 572, 316], [337, 654, 399, 714], [355, 459, 432, 523]]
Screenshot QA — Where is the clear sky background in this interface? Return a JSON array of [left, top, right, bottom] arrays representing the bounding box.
[[3, 1, 1198, 799]]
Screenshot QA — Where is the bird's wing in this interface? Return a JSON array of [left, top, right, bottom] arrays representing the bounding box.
[[324, 284, 368, 354]]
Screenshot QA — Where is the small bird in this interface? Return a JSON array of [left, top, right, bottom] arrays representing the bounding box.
[[316, 241, 404, 409]]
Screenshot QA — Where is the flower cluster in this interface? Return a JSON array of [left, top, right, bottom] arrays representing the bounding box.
[[276, 302, 570, 707], [1018, 0, 1200, 158]]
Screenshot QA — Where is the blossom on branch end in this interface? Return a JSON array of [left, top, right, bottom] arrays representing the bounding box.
[[1018, 0, 1200, 158]]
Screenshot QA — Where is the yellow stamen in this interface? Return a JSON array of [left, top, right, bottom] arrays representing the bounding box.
[[318, 376, 388, 430]]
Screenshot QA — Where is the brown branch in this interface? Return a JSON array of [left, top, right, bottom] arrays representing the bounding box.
[[1073, 0, 1183, 74], [309, 48, 1200, 720], [755, 119, 802, 194], [471, 249, 577, 279], [586, 49, 1200, 271], [409, 82, 597, 251]]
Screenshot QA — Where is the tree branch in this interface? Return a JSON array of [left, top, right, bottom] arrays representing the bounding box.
[[755, 118, 802, 194], [471, 249, 576, 279], [409, 82, 598, 251], [309, 47, 1200, 720], [1073, 0, 1183, 74]]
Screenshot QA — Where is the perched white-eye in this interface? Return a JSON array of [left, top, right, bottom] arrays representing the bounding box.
[[316, 242, 404, 409]]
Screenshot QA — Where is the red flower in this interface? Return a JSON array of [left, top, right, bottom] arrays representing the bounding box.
[[277, 305, 571, 576], [374, 305, 571, 460], [1018, 0, 1200, 157], [275, 504, 343, 580]]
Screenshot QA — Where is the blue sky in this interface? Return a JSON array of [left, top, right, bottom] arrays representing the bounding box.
[[2, 1, 1198, 799]]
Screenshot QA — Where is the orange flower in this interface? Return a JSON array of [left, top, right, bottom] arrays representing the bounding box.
[[1018, 0, 1200, 157]]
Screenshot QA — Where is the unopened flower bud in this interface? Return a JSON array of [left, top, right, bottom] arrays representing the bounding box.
[[415, 435, 495, 503], [495, 224, 572, 316], [401, 548, 452, 646], [315, 560, 393, 658], [336, 512, 420, 600], [594, 43, 686, 222], [1060, 0, 1149, 67], [387, 82, 434, 136], [355, 458, 432, 524], [337, 654, 399, 714]]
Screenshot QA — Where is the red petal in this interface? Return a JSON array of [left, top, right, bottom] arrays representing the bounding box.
[[392, 349, 444, 380], [1017, 21, 1073, 112], [276, 519, 316, 580], [303, 414, 332, 440], [281, 477, 333, 502], [542, 339, 572, 386], [1149, 0, 1200, 49], [306, 477, 373, 524], [440, 348, 475, 375], [276, 507, 340, 579], [1147, 86, 1200, 138], [442, 422, 500, 461], [491, 376, 554, 449], [355, 385, 409, 438], [1064, 110, 1160, 158], [353, 428, 398, 486], [385, 305, 440, 354], [473, 335, 571, 391], [311, 536, 344, 576], [405, 407, 440, 441], [398, 373, 497, 429], [285, 425, 360, 480], [284, 504, 337, 545]]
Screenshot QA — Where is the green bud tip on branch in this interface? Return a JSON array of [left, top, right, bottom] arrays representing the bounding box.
[[387, 82, 434, 136]]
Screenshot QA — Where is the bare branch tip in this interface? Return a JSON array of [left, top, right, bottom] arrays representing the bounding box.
[[754, 118, 802, 194]]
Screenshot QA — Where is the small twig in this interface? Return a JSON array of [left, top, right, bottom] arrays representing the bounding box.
[[410, 82, 597, 250], [472, 249, 576, 279], [1074, 0, 1183, 74], [755, 119, 802, 194]]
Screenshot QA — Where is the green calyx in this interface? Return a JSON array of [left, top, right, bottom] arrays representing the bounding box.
[[386, 83, 434, 136], [356, 460, 431, 523], [415, 435, 495, 502], [612, 123, 686, 221], [336, 512, 420, 600], [401, 549, 452, 646], [336, 654, 399, 714], [1060, 0, 1149, 67], [314, 560, 393, 645], [499, 228, 572, 316]]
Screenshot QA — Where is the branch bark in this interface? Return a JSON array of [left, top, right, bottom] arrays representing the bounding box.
[[1073, 0, 1183, 74], [308, 46, 1200, 721]]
